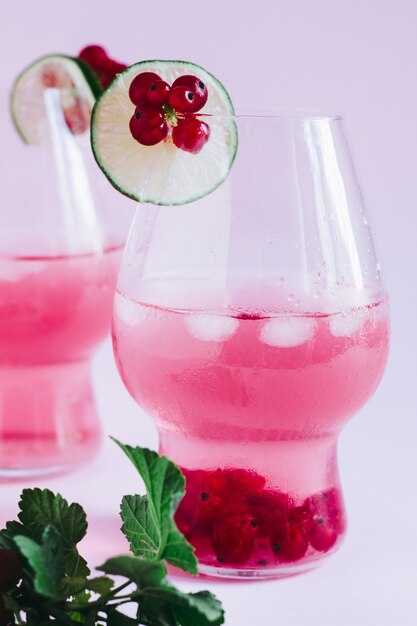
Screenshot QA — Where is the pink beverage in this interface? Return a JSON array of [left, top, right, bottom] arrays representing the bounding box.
[[113, 291, 389, 574], [0, 245, 122, 476]]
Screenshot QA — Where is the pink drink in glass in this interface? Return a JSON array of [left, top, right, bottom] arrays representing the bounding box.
[[0, 245, 122, 475], [113, 290, 389, 574]]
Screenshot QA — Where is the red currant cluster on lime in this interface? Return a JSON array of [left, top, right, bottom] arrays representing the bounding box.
[[0, 549, 22, 625], [175, 467, 345, 567], [79, 45, 127, 89], [128, 72, 210, 154]]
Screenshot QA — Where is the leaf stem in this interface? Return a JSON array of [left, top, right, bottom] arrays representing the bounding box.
[[67, 580, 131, 612]]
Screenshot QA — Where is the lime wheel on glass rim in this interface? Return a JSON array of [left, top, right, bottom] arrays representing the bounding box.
[[91, 60, 238, 205], [10, 54, 102, 143], [10, 46, 127, 143]]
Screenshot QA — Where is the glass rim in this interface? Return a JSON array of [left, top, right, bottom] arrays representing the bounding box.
[[0, 86, 343, 122], [198, 109, 344, 122]]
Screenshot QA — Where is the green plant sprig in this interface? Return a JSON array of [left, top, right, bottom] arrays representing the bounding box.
[[0, 440, 224, 626]]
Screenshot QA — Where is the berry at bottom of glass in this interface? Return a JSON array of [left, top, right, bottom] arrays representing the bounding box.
[[113, 293, 389, 577]]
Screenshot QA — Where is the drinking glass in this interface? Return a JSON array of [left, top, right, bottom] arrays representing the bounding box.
[[0, 88, 132, 478], [112, 113, 389, 579]]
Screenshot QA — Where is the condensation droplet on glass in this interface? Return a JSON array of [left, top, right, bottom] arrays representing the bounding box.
[[287, 293, 300, 306], [277, 276, 285, 286]]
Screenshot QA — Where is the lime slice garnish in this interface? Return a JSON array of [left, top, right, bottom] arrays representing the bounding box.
[[11, 54, 101, 144], [91, 60, 238, 206]]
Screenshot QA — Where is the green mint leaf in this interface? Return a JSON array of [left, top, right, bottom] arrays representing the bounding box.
[[0, 520, 29, 550], [120, 495, 160, 561], [85, 576, 114, 595], [17, 488, 90, 578], [162, 526, 201, 573], [170, 591, 225, 626], [98, 555, 167, 587], [99, 556, 224, 625], [14, 525, 65, 597], [139, 586, 225, 626], [59, 576, 88, 597], [136, 598, 176, 626], [120, 495, 200, 574], [114, 440, 198, 575]]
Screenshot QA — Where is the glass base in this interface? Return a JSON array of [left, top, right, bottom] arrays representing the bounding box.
[[0, 360, 101, 479], [166, 542, 340, 582], [197, 555, 328, 580], [160, 430, 346, 579]]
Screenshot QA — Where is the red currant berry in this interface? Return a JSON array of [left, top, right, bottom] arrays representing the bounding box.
[[0, 549, 22, 590], [78, 45, 108, 71], [223, 468, 266, 493], [288, 502, 311, 529], [212, 514, 256, 565], [270, 523, 309, 562], [201, 468, 227, 497], [309, 518, 338, 552], [129, 104, 168, 146], [238, 312, 267, 320], [100, 61, 128, 89], [147, 80, 171, 106], [129, 105, 168, 147], [129, 72, 162, 105], [172, 117, 210, 154], [171, 74, 208, 112], [246, 490, 293, 536], [306, 488, 345, 535], [133, 123, 168, 146], [130, 104, 164, 131], [169, 86, 197, 113], [174, 469, 206, 536]]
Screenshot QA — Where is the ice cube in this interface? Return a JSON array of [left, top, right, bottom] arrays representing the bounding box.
[[329, 312, 364, 337], [114, 296, 147, 327], [186, 313, 239, 342], [259, 317, 316, 347]]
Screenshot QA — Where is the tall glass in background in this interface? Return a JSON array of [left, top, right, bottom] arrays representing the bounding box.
[[112, 114, 389, 578], [0, 88, 132, 478]]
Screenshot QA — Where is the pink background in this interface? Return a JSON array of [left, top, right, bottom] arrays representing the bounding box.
[[1, 1, 416, 624]]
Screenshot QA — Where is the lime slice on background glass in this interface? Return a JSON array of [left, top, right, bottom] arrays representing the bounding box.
[[10, 54, 101, 144], [91, 60, 238, 206]]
